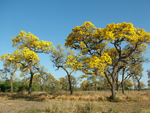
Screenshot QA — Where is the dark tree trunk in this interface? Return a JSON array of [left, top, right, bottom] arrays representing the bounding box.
[[116, 73, 119, 92], [121, 82, 125, 95], [121, 68, 125, 95], [116, 84, 119, 92], [67, 74, 73, 95], [9, 80, 13, 93], [138, 80, 140, 91], [28, 73, 34, 96]]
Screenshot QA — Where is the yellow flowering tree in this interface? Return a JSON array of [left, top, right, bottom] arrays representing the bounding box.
[[11, 30, 55, 96], [0, 53, 20, 93], [65, 21, 150, 98], [123, 79, 134, 90], [50, 43, 82, 94]]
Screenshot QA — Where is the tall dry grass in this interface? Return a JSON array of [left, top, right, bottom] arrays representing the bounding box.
[[1, 90, 150, 113], [0, 90, 150, 102]]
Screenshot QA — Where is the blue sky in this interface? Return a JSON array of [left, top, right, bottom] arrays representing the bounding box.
[[0, 0, 150, 86]]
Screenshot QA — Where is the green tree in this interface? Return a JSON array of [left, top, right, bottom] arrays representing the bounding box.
[[34, 71, 61, 91]]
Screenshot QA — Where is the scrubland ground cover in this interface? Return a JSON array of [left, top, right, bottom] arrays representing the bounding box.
[[0, 90, 150, 113]]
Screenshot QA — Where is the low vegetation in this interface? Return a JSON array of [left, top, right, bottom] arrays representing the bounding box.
[[0, 90, 150, 113]]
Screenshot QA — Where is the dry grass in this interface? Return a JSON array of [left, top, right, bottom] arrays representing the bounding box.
[[0, 90, 150, 102], [0, 90, 150, 113], [17, 99, 150, 113]]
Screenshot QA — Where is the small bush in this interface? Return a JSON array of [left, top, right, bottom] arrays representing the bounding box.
[[107, 96, 122, 102]]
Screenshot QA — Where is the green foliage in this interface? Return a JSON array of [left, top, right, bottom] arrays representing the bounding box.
[[107, 96, 122, 102], [0, 79, 59, 92], [31, 84, 42, 91], [0, 80, 11, 92], [18, 85, 29, 92]]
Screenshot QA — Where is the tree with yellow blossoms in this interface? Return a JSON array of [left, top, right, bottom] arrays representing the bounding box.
[[11, 30, 55, 96], [65, 21, 150, 98], [123, 79, 134, 91], [50, 43, 82, 94], [0, 53, 20, 93]]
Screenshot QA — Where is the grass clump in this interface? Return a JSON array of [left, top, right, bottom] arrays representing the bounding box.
[[76, 102, 103, 113], [106, 96, 122, 102]]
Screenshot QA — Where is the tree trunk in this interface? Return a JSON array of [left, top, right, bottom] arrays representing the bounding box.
[[9, 80, 13, 93], [121, 68, 125, 95], [111, 83, 116, 99], [104, 68, 117, 99], [28, 73, 34, 96], [121, 81, 125, 95], [116, 73, 119, 92], [67, 74, 73, 95], [117, 84, 119, 92], [138, 80, 140, 91]]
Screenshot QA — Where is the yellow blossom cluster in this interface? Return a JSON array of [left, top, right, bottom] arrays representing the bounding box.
[[81, 52, 112, 76], [11, 30, 54, 53], [65, 54, 83, 71], [123, 79, 134, 88], [22, 48, 39, 62], [65, 21, 150, 51], [6, 48, 40, 65], [105, 22, 150, 44], [0, 53, 20, 67]]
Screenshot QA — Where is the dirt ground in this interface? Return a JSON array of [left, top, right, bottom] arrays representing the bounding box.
[[0, 98, 47, 113]]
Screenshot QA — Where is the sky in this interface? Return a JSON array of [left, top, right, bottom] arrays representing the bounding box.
[[0, 0, 150, 87]]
